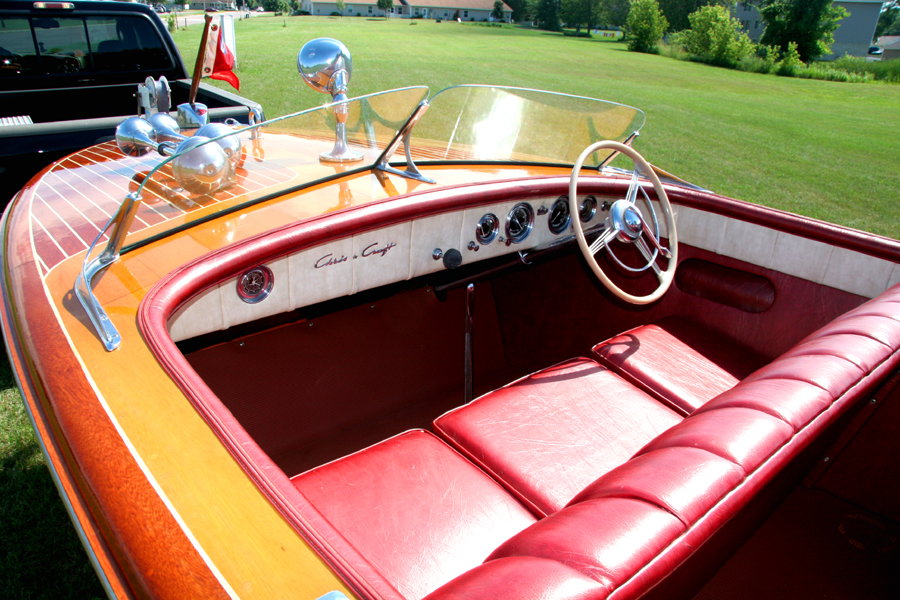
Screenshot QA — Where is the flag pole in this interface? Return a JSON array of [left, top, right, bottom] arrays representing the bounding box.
[[189, 13, 214, 109]]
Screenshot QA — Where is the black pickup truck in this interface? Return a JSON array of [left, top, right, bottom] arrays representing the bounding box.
[[0, 0, 261, 205]]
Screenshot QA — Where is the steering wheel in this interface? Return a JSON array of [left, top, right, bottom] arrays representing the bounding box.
[[569, 140, 678, 305]]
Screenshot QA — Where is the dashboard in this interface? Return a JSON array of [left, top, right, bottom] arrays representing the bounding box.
[[167, 194, 615, 343]]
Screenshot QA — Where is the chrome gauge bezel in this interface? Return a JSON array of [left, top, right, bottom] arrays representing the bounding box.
[[505, 202, 535, 244], [237, 265, 274, 304], [475, 213, 500, 245], [579, 196, 598, 223], [548, 196, 571, 235]]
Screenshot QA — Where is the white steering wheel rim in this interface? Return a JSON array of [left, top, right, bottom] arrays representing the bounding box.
[[569, 141, 678, 305]]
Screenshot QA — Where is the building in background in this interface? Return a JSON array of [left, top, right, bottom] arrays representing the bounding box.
[[732, 0, 882, 59]]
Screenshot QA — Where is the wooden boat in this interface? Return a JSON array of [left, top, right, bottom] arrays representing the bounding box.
[[2, 39, 898, 600]]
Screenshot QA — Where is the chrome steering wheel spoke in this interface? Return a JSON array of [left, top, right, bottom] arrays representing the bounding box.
[[588, 226, 618, 256], [635, 236, 663, 279]]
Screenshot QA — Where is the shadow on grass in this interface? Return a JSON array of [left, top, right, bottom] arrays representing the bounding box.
[[0, 354, 104, 600]]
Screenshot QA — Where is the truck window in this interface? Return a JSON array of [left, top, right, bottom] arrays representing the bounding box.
[[0, 14, 172, 78]]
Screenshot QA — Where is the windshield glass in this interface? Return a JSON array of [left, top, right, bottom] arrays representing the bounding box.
[[408, 85, 645, 166]]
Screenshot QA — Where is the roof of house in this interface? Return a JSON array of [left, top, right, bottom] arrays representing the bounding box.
[[400, 0, 510, 10], [876, 35, 900, 48]]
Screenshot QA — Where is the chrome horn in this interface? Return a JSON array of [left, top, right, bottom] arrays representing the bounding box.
[[298, 38, 363, 163], [115, 117, 177, 157]]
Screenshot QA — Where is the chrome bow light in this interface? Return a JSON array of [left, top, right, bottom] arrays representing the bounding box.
[[298, 38, 363, 163]]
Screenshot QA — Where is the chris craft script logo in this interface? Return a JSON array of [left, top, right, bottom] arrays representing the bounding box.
[[314, 241, 397, 269]]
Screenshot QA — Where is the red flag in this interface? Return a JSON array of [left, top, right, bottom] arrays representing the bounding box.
[[201, 20, 239, 91]]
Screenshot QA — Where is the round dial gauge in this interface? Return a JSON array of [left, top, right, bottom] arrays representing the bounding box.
[[548, 196, 571, 235], [476, 213, 499, 245], [505, 203, 535, 244], [579, 196, 598, 223]]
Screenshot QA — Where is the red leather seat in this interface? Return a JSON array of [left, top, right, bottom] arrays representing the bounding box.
[[592, 316, 769, 414], [433, 358, 682, 517], [290, 430, 536, 600]]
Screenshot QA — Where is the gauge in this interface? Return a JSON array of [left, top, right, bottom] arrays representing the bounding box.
[[579, 196, 598, 223], [505, 203, 534, 244], [548, 196, 571, 235], [475, 213, 499, 245]]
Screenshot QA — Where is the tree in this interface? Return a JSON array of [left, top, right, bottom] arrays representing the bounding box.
[[262, 0, 289, 14], [875, 2, 899, 40], [377, 0, 393, 18], [506, 0, 528, 21], [758, 0, 849, 62], [656, 0, 724, 32], [626, 0, 668, 52], [599, 0, 632, 27], [562, 0, 601, 33], [336, 0, 345, 16], [493, 0, 506, 20], [532, 0, 562, 31], [676, 5, 754, 65]]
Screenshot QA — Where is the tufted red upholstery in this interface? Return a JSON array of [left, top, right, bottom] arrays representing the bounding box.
[[427, 285, 900, 600], [592, 317, 769, 413], [433, 358, 683, 516], [291, 285, 900, 600], [290, 430, 536, 600]]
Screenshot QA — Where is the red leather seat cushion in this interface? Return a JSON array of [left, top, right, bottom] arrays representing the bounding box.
[[291, 430, 536, 600], [592, 317, 769, 414], [433, 358, 682, 517]]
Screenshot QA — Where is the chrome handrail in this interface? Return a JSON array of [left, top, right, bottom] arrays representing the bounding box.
[[74, 193, 143, 352]]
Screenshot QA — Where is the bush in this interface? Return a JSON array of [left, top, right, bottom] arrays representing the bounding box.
[[775, 41, 803, 76], [795, 63, 872, 83], [626, 0, 668, 54], [330, 11, 340, 15], [832, 55, 900, 83], [677, 5, 754, 67], [563, 29, 593, 37]]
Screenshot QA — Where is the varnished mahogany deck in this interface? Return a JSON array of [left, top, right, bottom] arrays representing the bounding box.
[[28, 139, 297, 274]]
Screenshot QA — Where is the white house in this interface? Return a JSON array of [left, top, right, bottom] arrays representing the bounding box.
[[300, 0, 511, 21]]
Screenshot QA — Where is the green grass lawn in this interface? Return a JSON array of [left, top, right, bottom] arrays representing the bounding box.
[[2, 17, 898, 598]]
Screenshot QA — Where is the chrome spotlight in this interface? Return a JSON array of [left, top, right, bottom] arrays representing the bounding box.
[[298, 38, 363, 163]]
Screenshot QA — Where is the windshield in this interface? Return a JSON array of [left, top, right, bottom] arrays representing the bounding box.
[[124, 85, 643, 251], [408, 85, 645, 166]]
